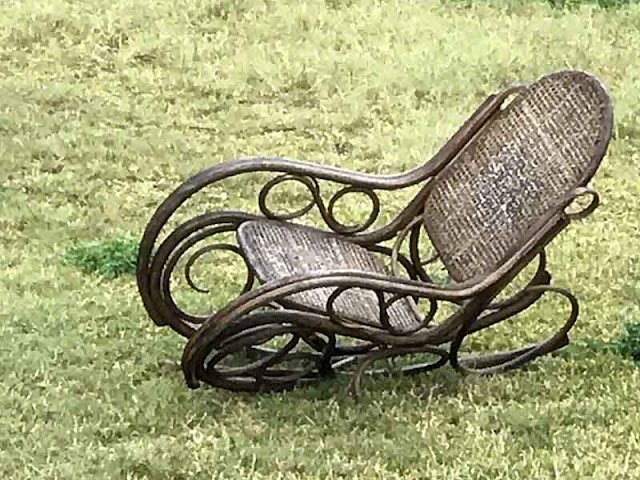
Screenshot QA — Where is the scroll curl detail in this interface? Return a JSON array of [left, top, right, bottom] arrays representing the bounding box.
[[144, 212, 261, 335], [184, 243, 254, 295], [193, 312, 337, 392], [326, 286, 438, 336], [258, 175, 320, 221], [563, 186, 599, 221], [258, 174, 381, 234], [326, 186, 380, 234]]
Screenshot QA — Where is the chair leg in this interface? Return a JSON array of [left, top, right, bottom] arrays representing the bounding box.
[[450, 285, 579, 375]]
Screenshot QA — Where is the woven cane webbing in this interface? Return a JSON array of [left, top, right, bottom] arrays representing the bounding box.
[[423, 71, 612, 282], [237, 220, 421, 331]]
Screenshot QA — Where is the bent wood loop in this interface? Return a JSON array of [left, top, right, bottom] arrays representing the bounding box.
[[136, 70, 613, 397]]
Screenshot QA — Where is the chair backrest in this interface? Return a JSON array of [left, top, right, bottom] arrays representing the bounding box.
[[423, 70, 613, 282]]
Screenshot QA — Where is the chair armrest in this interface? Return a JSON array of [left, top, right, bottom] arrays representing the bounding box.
[[141, 81, 526, 261]]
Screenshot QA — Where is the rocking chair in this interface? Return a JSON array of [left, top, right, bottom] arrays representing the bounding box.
[[137, 70, 613, 396]]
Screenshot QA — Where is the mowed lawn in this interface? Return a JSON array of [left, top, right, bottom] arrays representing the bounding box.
[[1, 0, 640, 478]]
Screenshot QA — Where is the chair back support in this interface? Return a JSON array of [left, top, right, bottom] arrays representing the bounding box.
[[423, 71, 613, 282]]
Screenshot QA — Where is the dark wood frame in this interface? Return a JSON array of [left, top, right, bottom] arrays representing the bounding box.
[[137, 75, 612, 396]]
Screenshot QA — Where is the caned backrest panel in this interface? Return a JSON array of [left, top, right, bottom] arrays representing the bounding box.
[[423, 71, 612, 282]]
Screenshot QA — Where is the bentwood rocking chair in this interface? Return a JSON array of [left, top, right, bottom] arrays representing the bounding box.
[[137, 70, 613, 396]]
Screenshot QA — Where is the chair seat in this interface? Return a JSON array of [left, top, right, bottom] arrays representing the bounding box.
[[237, 220, 422, 332]]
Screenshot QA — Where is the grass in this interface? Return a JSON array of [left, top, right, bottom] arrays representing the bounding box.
[[64, 237, 139, 278], [1, 0, 640, 478], [613, 320, 640, 363]]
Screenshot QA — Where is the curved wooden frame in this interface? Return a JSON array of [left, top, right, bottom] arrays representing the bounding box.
[[137, 73, 612, 397]]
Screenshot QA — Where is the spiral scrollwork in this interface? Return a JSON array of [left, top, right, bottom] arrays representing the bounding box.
[[325, 286, 438, 336], [258, 173, 381, 234], [143, 212, 262, 336], [563, 186, 600, 221], [258, 174, 320, 221], [192, 311, 337, 392], [383, 293, 438, 335], [325, 185, 380, 234], [184, 243, 254, 295]]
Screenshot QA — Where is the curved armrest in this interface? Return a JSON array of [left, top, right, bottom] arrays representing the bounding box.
[[184, 269, 482, 345], [139, 82, 525, 264]]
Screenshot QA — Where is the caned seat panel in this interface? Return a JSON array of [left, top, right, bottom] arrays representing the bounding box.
[[423, 71, 612, 282], [237, 220, 421, 332]]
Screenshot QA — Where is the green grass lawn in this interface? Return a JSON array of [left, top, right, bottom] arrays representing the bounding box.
[[2, 0, 640, 478]]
